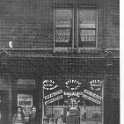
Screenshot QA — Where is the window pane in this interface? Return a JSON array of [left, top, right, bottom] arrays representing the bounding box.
[[56, 29, 71, 43], [79, 9, 97, 48], [55, 28, 72, 47], [55, 9, 73, 48], [80, 30, 96, 42], [55, 10, 72, 27], [79, 9, 96, 25]]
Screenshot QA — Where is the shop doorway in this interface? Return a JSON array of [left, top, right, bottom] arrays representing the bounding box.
[[16, 88, 39, 124]]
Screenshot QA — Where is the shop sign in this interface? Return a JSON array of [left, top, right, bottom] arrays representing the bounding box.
[[17, 94, 33, 107], [44, 89, 63, 100], [43, 80, 58, 90], [89, 80, 103, 91], [65, 80, 81, 90], [45, 95, 63, 105]]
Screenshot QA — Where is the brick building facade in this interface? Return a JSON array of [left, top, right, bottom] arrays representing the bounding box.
[[0, 0, 119, 124]]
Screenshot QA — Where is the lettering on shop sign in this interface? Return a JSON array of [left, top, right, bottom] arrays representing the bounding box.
[[43, 80, 58, 90], [81, 93, 101, 104], [83, 89, 102, 101], [45, 95, 63, 105], [64, 90, 102, 100], [44, 89, 63, 100], [64, 91, 101, 104], [89, 80, 103, 91], [64, 91, 83, 97], [65, 80, 81, 90]]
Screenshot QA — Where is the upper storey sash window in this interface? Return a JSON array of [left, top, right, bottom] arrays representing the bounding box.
[[54, 8, 97, 52]]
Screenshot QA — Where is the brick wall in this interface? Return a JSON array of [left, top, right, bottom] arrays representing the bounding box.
[[103, 0, 119, 49], [0, 0, 119, 49], [0, 0, 53, 48]]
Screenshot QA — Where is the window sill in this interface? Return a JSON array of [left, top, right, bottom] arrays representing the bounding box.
[[53, 47, 103, 55], [78, 47, 101, 54], [53, 47, 73, 53]]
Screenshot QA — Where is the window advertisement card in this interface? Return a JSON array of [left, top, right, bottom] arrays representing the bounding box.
[[55, 29, 71, 43], [17, 94, 33, 107]]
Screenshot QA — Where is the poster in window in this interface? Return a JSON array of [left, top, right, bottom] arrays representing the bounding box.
[[55, 29, 71, 43], [80, 30, 96, 42]]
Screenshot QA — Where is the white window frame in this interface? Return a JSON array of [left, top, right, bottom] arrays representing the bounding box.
[[53, 8, 74, 52], [53, 7, 98, 52]]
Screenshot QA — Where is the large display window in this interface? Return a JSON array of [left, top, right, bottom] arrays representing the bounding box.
[[42, 79, 104, 124]]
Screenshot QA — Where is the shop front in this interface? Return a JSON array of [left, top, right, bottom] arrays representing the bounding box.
[[0, 57, 119, 124], [9, 57, 107, 124]]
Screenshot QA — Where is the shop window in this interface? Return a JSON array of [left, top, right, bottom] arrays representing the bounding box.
[[42, 79, 104, 124], [54, 8, 97, 52]]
